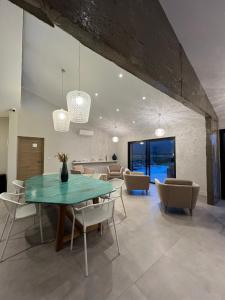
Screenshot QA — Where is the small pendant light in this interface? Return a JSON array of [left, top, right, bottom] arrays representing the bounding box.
[[112, 122, 119, 143], [155, 113, 165, 137], [67, 43, 91, 123]]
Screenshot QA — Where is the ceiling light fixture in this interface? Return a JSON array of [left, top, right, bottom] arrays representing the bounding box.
[[53, 69, 70, 132], [99, 116, 103, 120], [132, 120, 136, 124], [116, 108, 120, 112], [142, 96, 146, 100], [112, 136, 119, 143], [155, 113, 165, 137], [67, 43, 91, 123], [118, 73, 123, 78], [95, 93, 99, 97]]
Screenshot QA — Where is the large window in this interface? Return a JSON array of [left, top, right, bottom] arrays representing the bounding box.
[[128, 137, 176, 183]]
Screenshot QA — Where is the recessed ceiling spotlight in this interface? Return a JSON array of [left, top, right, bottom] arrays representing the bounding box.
[[116, 108, 120, 112], [132, 120, 136, 124], [142, 96, 146, 100], [140, 142, 144, 145], [118, 73, 123, 78], [99, 116, 103, 120], [95, 93, 99, 97]]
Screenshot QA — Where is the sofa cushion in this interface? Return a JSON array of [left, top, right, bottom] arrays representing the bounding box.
[[110, 172, 121, 175], [164, 178, 193, 186], [72, 165, 85, 174], [109, 164, 121, 172]]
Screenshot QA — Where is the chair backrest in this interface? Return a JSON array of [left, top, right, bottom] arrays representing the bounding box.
[[84, 167, 95, 174], [0, 193, 21, 217], [72, 165, 84, 174], [108, 164, 121, 172], [78, 198, 115, 227], [164, 178, 193, 186], [12, 180, 24, 193]]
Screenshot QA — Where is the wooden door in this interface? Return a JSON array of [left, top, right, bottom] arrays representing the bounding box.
[[17, 137, 44, 180]]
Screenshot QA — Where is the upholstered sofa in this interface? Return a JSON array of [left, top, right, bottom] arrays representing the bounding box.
[[155, 178, 200, 215], [107, 164, 123, 179], [123, 168, 150, 193], [71, 165, 95, 175]]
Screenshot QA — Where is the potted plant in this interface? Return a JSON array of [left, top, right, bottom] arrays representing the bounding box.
[[56, 153, 69, 182]]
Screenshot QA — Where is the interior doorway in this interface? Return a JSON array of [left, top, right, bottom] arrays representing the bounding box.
[[128, 137, 176, 183], [17, 136, 44, 180]]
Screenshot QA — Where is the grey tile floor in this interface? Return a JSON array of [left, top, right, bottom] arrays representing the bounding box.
[[1, 185, 225, 299]]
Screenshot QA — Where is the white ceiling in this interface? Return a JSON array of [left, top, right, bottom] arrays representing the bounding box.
[[0, 0, 23, 114], [22, 12, 203, 137], [159, 0, 225, 128]]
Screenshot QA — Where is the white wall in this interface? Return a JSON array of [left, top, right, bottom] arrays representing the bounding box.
[[7, 111, 18, 191], [18, 89, 117, 173], [0, 0, 23, 113], [0, 118, 9, 174], [117, 117, 207, 196]]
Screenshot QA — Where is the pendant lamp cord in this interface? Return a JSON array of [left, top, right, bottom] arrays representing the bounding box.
[[78, 42, 80, 90], [158, 113, 161, 128], [61, 68, 65, 98]]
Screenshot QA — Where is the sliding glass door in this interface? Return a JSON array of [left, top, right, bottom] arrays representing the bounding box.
[[129, 141, 147, 174], [128, 137, 176, 183]]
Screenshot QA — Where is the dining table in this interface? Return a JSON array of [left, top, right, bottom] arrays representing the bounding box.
[[25, 173, 113, 251]]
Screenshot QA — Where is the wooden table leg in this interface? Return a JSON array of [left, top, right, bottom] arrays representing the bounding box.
[[56, 205, 66, 252], [93, 197, 99, 204]]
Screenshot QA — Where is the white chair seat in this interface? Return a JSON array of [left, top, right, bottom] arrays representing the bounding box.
[[75, 205, 111, 228], [15, 204, 37, 220]]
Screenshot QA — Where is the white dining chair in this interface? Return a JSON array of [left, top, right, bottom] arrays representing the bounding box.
[[12, 180, 24, 193], [12, 179, 44, 243], [0, 192, 44, 262], [101, 179, 127, 217], [12, 180, 25, 202], [70, 198, 120, 277]]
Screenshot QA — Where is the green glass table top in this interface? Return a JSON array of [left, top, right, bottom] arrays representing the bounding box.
[[25, 174, 113, 205]]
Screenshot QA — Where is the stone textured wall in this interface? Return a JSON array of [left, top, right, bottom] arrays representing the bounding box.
[[117, 117, 207, 196]]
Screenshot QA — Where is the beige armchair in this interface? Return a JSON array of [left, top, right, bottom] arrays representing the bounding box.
[[155, 178, 200, 215], [71, 165, 95, 175], [107, 164, 123, 179], [123, 169, 150, 193]]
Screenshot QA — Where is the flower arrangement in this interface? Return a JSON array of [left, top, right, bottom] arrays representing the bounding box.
[[56, 153, 68, 163]]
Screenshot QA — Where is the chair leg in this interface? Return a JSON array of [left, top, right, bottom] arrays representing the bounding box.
[[100, 223, 103, 236], [39, 204, 44, 243], [0, 214, 9, 242], [120, 188, 127, 217], [190, 208, 193, 216], [83, 230, 88, 277], [0, 218, 15, 262], [112, 217, 120, 255], [70, 214, 76, 251]]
